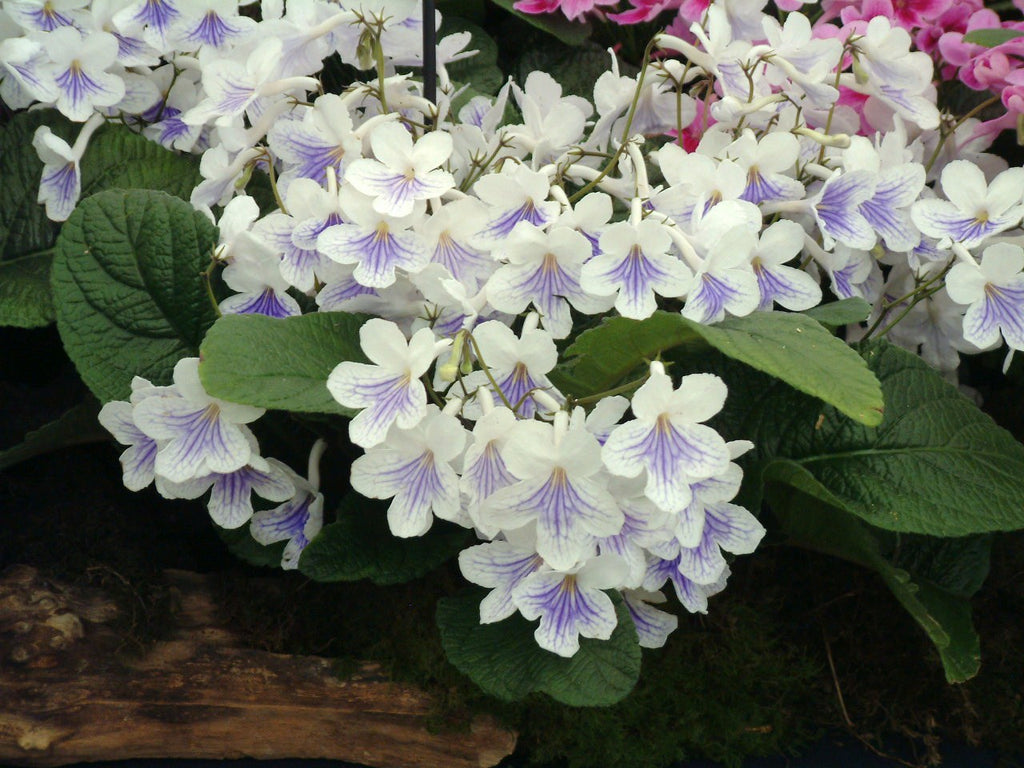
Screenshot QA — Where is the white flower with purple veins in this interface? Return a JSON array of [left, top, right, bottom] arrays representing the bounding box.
[[597, 477, 674, 589], [198, 458, 296, 529], [652, 147, 747, 224], [653, 501, 764, 585], [644, 554, 731, 614], [810, 170, 878, 251], [683, 225, 760, 324], [816, 244, 879, 302], [581, 219, 692, 321], [621, 589, 678, 649], [946, 244, 1024, 354], [724, 130, 805, 206], [473, 165, 561, 244], [183, 38, 317, 128], [589, 62, 687, 152], [98, 376, 179, 492], [512, 554, 630, 657], [253, 178, 341, 293], [0, 33, 59, 108], [190, 145, 262, 211], [842, 137, 925, 253], [750, 220, 821, 311], [141, 72, 203, 151], [461, 320, 561, 419], [41, 27, 126, 122], [132, 357, 266, 483], [911, 162, 1024, 250], [113, 0, 181, 47], [167, 0, 255, 50], [351, 405, 468, 537], [461, 406, 520, 536], [845, 16, 940, 131], [671, 439, 751, 548], [219, 234, 302, 318], [251, 441, 327, 570], [6, 0, 86, 31], [318, 188, 430, 289], [32, 113, 103, 222], [602, 365, 732, 514], [760, 12, 842, 109], [267, 94, 361, 192], [459, 532, 545, 623], [327, 319, 449, 448], [344, 121, 455, 218], [487, 223, 615, 339], [418, 198, 495, 290], [479, 416, 624, 571], [555, 193, 613, 258]]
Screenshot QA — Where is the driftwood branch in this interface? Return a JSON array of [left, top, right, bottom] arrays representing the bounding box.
[[0, 566, 516, 768]]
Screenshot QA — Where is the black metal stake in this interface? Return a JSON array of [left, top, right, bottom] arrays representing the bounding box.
[[422, 0, 437, 106]]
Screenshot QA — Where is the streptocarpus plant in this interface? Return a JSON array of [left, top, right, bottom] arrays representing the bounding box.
[[3, 0, 1024, 706]]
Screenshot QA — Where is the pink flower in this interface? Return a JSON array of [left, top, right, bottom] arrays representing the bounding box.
[[607, 0, 682, 24], [839, 0, 952, 31], [514, 0, 616, 20]]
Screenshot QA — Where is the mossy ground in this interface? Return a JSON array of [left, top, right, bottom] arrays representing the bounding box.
[[2, 326, 1023, 768]]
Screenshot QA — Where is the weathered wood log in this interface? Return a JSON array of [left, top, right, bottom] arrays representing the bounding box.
[[0, 566, 516, 768]]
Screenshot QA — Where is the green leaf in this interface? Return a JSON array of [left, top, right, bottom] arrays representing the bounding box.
[[0, 112, 202, 328], [79, 123, 204, 201], [962, 28, 1024, 47], [299, 494, 471, 585], [51, 189, 219, 402], [550, 311, 702, 396], [489, 0, 592, 45], [702, 339, 1024, 536], [0, 399, 106, 472], [801, 298, 871, 327], [554, 311, 883, 426], [0, 110, 73, 264], [0, 252, 55, 328], [199, 312, 369, 417], [436, 587, 641, 706], [890, 534, 992, 598], [767, 486, 981, 682]]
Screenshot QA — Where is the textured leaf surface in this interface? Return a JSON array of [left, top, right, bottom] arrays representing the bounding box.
[[0, 113, 202, 328], [555, 311, 883, 426], [0, 253, 55, 327], [768, 485, 982, 682], [698, 340, 1024, 536], [0, 111, 72, 263], [199, 312, 369, 417], [436, 587, 640, 706], [80, 123, 204, 200], [299, 495, 471, 585], [51, 189, 218, 402], [801, 298, 871, 327]]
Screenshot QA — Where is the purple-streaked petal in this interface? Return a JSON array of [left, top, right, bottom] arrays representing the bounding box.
[[219, 288, 301, 318], [459, 541, 544, 623], [513, 571, 618, 657], [622, 589, 678, 648], [753, 260, 821, 311]]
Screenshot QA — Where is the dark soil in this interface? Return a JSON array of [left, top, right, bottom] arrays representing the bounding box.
[[2, 324, 1023, 768]]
